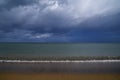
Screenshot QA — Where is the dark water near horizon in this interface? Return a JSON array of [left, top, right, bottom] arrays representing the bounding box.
[[0, 43, 120, 57]]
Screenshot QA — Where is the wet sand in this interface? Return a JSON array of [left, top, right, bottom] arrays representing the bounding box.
[[0, 73, 120, 80], [0, 62, 120, 80], [0, 62, 120, 73]]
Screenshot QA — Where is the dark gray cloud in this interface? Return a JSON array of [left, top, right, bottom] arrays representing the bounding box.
[[0, 0, 120, 42], [0, 0, 36, 10]]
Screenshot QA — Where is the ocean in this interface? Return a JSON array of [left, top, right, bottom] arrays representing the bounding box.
[[0, 43, 120, 57], [0, 43, 120, 80]]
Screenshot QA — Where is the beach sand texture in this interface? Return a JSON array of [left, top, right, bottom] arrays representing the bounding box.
[[0, 73, 120, 80], [0, 62, 120, 80]]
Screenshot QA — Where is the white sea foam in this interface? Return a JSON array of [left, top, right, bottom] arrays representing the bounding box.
[[0, 60, 120, 63]]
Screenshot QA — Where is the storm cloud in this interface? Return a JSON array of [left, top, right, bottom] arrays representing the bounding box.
[[0, 0, 120, 42]]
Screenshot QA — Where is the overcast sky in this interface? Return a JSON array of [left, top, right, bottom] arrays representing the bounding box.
[[0, 0, 120, 42]]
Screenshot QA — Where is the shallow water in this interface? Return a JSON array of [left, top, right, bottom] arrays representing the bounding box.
[[0, 62, 120, 73]]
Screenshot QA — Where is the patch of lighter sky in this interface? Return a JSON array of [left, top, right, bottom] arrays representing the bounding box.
[[29, 33, 53, 39]]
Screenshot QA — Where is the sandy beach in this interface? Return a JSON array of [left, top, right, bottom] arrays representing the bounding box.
[[0, 73, 120, 80], [0, 60, 120, 80]]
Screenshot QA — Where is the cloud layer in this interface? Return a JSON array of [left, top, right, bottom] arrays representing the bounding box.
[[0, 0, 120, 42]]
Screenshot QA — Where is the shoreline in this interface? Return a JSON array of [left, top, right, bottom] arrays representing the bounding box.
[[1, 60, 120, 63], [1, 60, 120, 74]]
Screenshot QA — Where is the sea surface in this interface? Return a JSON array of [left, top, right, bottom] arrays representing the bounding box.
[[0, 43, 120, 57]]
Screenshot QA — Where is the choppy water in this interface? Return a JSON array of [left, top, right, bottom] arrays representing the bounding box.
[[0, 43, 120, 57]]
